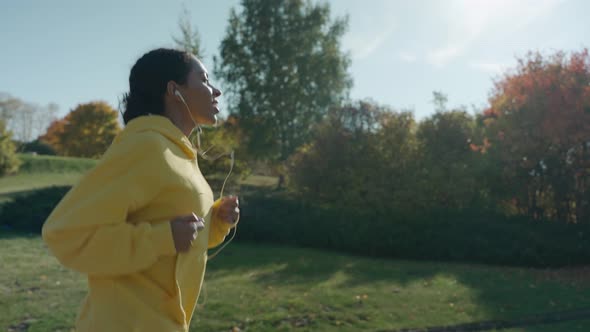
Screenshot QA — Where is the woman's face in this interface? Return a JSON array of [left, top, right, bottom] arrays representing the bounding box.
[[177, 57, 222, 126]]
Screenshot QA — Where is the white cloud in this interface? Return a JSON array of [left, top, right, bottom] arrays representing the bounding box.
[[426, 45, 463, 68], [500, 0, 567, 29], [425, 0, 566, 68], [450, 0, 566, 31], [347, 24, 396, 60], [399, 52, 417, 63], [469, 61, 507, 74], [338, 1, 400, 61]]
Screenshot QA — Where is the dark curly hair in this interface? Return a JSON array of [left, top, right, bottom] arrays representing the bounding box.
[[121, 48, 194, 125]]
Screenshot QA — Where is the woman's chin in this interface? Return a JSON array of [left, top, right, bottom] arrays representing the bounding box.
[[201, 115, 217, 126]]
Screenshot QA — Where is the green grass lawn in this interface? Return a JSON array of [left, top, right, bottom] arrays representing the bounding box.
[[1, 234, 589, 332], [2, 155, 590, 331], [0, 172, 84, 195]]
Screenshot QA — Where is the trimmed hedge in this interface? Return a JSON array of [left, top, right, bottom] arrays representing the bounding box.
[[2, 186, 589, 268], [237, 193, 590, 268], [17, 154, 97, 174], [0, 186, 71, 233], [18, 139, 56, 156]]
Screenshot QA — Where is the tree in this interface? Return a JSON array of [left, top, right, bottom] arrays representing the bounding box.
[[40, 102, 121, 158], [289, 101, 379, 206], [374, 109, 420, 210], [288, 100, 420, 212], [0, 93, 58, 144], [0, 119, 21, 176], [215, 0, 352, 161], [41, 119, 66, 155], [416, 94, 484, 210], [173, 6, 204, 58], [480, 49, 590, 222], [35, 103, 59, 142], [0, 93, 20, 124]]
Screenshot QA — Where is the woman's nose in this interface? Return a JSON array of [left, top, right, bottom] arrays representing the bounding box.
[[213, 86, 222, 97]]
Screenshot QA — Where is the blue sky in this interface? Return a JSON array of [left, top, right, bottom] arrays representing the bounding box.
[[1, 0, 588, 122]]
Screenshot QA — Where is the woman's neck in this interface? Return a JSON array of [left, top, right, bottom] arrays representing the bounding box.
[[163, 105, 194, 137]]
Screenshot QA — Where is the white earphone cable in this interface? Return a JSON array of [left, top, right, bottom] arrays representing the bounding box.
[[177, 90, 238, 261]]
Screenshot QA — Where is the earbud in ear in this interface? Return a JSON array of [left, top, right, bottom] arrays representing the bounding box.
[[175, 90, 186, 103]]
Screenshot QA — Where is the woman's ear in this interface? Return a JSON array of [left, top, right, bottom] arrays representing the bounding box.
[[166, 81, 177, 98]]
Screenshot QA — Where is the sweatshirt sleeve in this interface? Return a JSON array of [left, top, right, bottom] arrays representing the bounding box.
[[42, 133, 177, 277], [207, 199, 236, 249]]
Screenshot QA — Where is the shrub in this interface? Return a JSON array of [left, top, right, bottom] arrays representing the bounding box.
[[0, 120, 21, 176], [17, 154, 97, 174], [237, 192, 590, 268], [0, 186, 71, 233], [19, 139, 56, 155]]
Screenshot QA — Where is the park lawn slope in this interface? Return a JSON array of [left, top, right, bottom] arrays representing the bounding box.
[[0, 234, 589, 332]]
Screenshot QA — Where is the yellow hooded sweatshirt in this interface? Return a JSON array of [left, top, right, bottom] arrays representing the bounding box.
[[42, 115, 233, 332]]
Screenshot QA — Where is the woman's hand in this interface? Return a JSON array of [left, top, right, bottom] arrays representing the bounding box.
[[170, 213, 205, 253], [216, 196, 240, 226]]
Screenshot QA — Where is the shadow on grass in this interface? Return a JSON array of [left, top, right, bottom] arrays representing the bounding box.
[[208, 242, 590, 331]]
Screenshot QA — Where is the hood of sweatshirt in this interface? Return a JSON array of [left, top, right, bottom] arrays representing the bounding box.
[[118, 114, 197, 160]]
